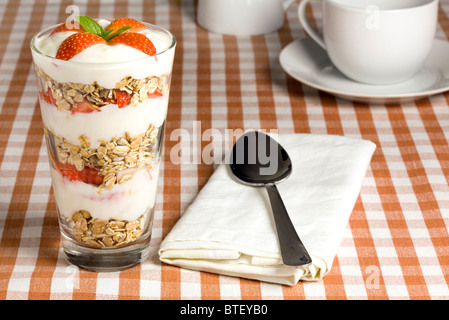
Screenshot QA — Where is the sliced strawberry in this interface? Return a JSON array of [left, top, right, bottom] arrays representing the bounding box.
[[59, 163, 82, 182], [56, 33, 105, 61], [39, 89, 57, 106], [59, 163, 104, 186], [147, 89, 163, 99], [108, 32, 156, 56], [105, 18, 146, 34], [77, 166, 104, 186], [115, 89, 132, 108], [50, 23, 86, 35], [71, 100, 101, 114]]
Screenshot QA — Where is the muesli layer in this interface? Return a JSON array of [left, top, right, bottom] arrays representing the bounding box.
[[47, 124, 159, 193], [71, 210, 147, 248], [36, 66, 169, 111]]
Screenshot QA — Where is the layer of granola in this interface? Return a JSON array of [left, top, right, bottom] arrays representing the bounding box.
[[46, 123, 160, 193], [71, 210, 148, 248], [36, 66, 169, 112]]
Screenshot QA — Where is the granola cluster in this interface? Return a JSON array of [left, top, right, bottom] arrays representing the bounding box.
[[50, 124, 159, 192], [72, 210, 146, 248], [36, 67, 168, 110]]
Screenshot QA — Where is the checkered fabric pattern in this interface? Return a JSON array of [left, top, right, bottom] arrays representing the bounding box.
[[0, 0, 448, 300]]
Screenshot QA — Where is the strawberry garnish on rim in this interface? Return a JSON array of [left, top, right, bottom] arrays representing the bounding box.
[[56, 33, 105, 61], [105, 18, 146, 33], [50, 23, 86, 35], [53, 16, 155, 61], [108, 32, 156, 56]]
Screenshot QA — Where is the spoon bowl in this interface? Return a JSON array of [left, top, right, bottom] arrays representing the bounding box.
[[229, 131, 312, 267]]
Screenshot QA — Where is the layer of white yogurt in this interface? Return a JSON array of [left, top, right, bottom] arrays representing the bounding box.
[[39, 95, 168, 148], [52, 164, 160, 222], [32, 20, 175, 88]]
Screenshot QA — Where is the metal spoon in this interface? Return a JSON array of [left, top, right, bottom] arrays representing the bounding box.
[[229, 131, 312, 266]]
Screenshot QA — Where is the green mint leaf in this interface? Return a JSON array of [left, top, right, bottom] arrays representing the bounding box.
[[103, 29, 113, 38], [76, 16, 105, 37], [104, 26, 133, 41]]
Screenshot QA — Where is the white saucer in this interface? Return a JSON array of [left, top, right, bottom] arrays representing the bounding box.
[[279, 38, 449, 104]]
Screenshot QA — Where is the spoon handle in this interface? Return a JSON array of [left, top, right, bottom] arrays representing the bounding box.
[[265, 184, 312, 267]]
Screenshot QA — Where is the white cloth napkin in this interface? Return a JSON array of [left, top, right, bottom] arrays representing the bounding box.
[[159, 133, 376, 286]]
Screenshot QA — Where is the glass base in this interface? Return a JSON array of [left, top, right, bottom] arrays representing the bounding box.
[[61, 230, 152, 272]]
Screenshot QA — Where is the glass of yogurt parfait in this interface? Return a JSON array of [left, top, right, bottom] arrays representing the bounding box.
[[30, 17, 176, 271]]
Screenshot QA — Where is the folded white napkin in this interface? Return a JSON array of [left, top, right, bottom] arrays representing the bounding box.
[[159, 133, 376, 286]]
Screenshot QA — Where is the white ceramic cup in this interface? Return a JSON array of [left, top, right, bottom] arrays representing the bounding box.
[[298, 0, 439, 85], [197, 0, 296, 36]]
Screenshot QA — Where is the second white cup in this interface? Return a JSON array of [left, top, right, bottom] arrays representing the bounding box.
[[298, 0, 439, 85], [197, 0, 296, 36]]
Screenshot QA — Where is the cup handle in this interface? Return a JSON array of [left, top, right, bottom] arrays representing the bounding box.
[[298, 0, 326, 49]]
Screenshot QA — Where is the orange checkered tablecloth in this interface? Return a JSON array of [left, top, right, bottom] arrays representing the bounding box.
[[0, 0, 449, 300]]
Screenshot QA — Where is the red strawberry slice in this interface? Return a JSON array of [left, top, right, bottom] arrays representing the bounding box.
[[78, 166, 104, 186], [56, 33, 105, 61], [108, 32, 156, 56], [105, 18, 146, 33], [59, 163, 104, 186], [147, 89, 163, 98], [115, 89, 132, 108], [59, 164, 82, 182], [50, 23, 86, 35], [71, 100, 101, 114], [39, 89, 57, 106]]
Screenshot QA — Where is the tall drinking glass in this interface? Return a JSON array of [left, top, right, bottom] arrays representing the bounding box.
[[30, 22, 176, 271]]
